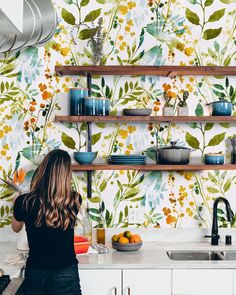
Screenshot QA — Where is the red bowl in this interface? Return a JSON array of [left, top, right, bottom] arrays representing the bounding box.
[[74, 235, 89, 243], [74, 242, 90, 254]]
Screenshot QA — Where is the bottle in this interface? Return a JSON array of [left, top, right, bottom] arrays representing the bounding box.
[[97, 204, 105, 245], [83, 206, 92, 243]]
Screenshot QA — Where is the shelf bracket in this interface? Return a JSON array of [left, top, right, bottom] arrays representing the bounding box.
[[86, 72, 92, 198]]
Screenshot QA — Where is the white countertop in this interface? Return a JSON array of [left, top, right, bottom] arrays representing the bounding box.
[[78, 241, 236, 270], [2, 241, 236, 279]]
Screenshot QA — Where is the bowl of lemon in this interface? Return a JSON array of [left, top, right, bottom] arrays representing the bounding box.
[[112, 231, 142, 252]]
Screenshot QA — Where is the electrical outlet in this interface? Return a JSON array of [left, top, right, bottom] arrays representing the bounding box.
[[128, 207, 144, 224]]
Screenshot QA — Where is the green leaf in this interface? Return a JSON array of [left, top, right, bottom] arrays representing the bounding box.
[[84, 9, 101, 22], [208, 9, 225, 22], [99, 179, 107, 192], [186, 132, 200, 149], [79, 28, 97, 40], [224, 179, 231, 192], [204, 123, 214, 131], [185, 8, 200, 25], [195, 103, 204, 116], [96, 0, 105, 3], [63, 0, 73, 3], [203, 28, 222, 40], [205, 0, 214, 6], [214, 41, 220, 52], [213, 84, 224, 90], [207, 187, 220, 193], [220, 123, 230, 128], [61, 132, 76, 149], [89, 196, 102, 203], [81, 0, 90, 6], [92, 132, 101, 145], [61, 8, 76, 25], [208, 172, 217, 184], [224, 55, 231, 66], [219, 0, 230, 3], [208, 132, 225, 146]]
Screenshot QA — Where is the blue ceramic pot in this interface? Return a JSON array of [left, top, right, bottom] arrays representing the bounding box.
[[210, 101, 232, 116], [73, 152, 97, 164], [69, 88, 88, 116], [204, 154, 224, 165], [84, 97, 96, 115]]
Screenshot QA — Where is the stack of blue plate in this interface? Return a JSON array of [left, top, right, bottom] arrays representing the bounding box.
[[107, 155, 146, 165]]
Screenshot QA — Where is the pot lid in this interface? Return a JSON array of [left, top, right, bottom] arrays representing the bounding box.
[[157, 141, 191, 150]]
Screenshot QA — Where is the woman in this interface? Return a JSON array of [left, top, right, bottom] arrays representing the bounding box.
[[12, 149, 82, 295]]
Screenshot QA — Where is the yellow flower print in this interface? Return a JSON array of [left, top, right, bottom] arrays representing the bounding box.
[[1, 150, 6, 156], [189, 201, 194, 207], [118, 18, 124, 23], [185, 47, 194, 56], [127, 20, 134, 26], [119, 142, 124, 147], [166, 214, 177, 225], [127, 144, 133, 151], [127, 126, 136, 133], [125, 26, 131, 32], [0, 130, 4, 139], [119, 170, 124, 175], [0, 166, 2, 171], [119, 5, 128, 15], [3, 144, 9, 150], [60, 47, 70, 56], [119, 129, 129, 139], [125, 150, 131, 155], [3, 126, 12, 133], [118, 35, 124, 41]]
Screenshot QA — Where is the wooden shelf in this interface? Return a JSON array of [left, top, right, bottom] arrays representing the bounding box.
[[55, 115, 236, 123], [72, 164, 236, 171], [55, 66, 236, 77]]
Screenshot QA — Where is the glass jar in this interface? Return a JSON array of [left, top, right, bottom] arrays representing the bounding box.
[[96, 204, 105, 245], [69, 88, 88, 115], [83, 206, 92, 243]]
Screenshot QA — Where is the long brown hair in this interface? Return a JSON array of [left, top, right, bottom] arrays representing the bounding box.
[[28, 149, 79, 230]]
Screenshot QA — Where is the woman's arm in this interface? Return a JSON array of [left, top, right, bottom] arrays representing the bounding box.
[[11, 193, 24, 233], [11, 217, 24, 233]]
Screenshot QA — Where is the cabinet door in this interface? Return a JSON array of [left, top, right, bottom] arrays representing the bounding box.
[[79, 269, 121, 295], [123, 269, 171, 295], [233, 270, 236, 295], [173, 269, 233, 295]]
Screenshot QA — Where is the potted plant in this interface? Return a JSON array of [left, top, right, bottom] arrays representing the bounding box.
[[177, 91, 189, 116], [163, 91, 174, 116], [89, 17, 106, 65]]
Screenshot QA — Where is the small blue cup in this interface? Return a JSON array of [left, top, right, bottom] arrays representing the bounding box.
[[69, 88, 88, 116], [85, 97, 96, 115], [210, 101, 233, 116], [205, 154, 224, 165]]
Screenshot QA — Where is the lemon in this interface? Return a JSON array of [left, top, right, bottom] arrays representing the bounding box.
[[112, 235, 119, 243]]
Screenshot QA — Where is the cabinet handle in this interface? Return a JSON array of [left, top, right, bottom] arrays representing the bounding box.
[[128, 287, 131, 295], [114, 287, 117, 295]]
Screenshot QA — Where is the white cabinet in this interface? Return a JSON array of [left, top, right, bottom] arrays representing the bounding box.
[[79, 269, 121, 295], [172, 269, 233, 295], [123, 269, 171, 295], [233, 271, 236, 294]]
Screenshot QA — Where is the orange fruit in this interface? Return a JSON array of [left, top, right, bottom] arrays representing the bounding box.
[[118, 233, 123, 238], [119, 237, 129, 244], [130, 234, 142, 243], [123, 230, 132, 239]]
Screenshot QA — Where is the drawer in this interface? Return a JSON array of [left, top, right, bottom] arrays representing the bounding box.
[[172, 269, 233, 295]]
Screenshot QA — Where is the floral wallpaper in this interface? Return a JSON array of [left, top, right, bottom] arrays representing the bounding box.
[[0, 0, 236, 230]]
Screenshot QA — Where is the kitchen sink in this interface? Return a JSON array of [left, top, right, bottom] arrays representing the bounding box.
[[166, 251, 222, 261], [218, 251, 236, 260]]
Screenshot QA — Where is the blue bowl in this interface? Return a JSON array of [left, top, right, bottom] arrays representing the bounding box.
[[204, 154, 224, 165], [211, 101, 232, 116], [73, 152, 97, 164]]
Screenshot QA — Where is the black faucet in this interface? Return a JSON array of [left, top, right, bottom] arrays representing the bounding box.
[[208, 197, 233, 245]]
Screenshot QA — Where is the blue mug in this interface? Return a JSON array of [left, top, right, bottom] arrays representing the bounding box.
[[69, 88, 88, 116], [85, 97, 96, 115]]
